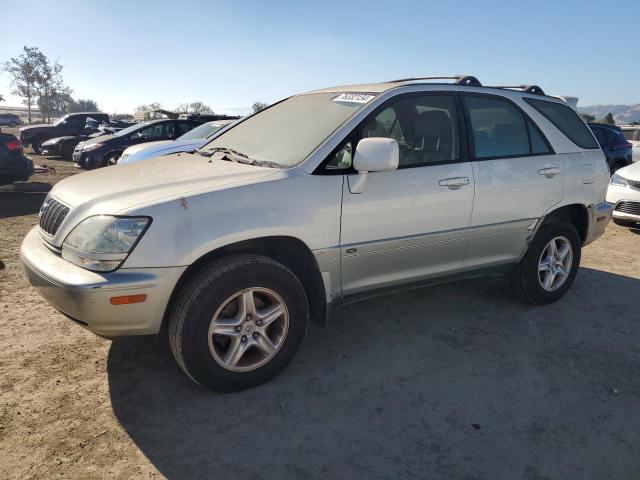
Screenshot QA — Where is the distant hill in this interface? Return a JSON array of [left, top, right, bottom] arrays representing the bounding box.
[[578, 103, 640, 124]]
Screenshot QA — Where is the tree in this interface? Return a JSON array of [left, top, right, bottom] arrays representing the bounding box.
[[70, 99, 99, 112], [176, 101, 214, 114], [600, 113, 615, 125], [34, 52, 69, 123], [580, 113, 595, 123], [251, 101, 268, 114], [111, 113, 134, 122], [3, 46, 42, 123]]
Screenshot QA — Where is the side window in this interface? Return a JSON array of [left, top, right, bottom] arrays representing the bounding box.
[[136, 124, 165, 140], [358, 94, 460, 168], [326, 141, 353, 170], [463, 96, 531, 159], [528, 120, 551, 154], [525, 98, 599, 149], [177, 122, 193, 136], [66, 116, 84, 127], [166, 122, 176, 139]]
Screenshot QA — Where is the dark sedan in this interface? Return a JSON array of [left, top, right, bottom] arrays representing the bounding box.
[[0, 134, 33, 182], [589, 123, 633, 174], [72, 119, 201, 169]]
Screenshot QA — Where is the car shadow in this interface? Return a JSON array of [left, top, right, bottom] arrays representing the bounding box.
[[0, 190, 49, 219], [107, 267, 640, 480]]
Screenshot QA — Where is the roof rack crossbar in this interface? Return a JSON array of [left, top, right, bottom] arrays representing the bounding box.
[[387, 75, 482, 87], [490, 85, 546, 95]]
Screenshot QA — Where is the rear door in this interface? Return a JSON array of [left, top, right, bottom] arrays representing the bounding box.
[[460, 93, 562, 270], [338, 92, 475, 296]]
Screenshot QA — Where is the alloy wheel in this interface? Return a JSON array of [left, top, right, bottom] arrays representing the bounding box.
[[538, 236, 573, 292], [208, 287, 289, 372]]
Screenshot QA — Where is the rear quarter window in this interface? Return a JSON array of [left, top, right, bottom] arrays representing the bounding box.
[[525, 98, 599, 150]]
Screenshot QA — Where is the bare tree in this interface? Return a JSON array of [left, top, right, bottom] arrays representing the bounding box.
[[176, 101, 214, 114], [251, 101, 268, 114], [71, 99, 99, 112], [3, 46, 42, 123]]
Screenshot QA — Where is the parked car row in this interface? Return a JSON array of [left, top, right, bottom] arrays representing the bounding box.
[[0, 113, 22, 127], [588, 123, 634, 173]]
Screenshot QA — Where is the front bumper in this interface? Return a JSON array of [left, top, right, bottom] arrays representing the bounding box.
[[20, 226, 186, 336], [606, 184, 640, 222], [584, 201, 614, 245]]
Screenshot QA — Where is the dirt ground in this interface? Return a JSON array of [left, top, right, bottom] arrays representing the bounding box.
[[1, 137, 640, 479]]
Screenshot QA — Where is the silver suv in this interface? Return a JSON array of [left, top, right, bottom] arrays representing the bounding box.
[[21, 75, 613, 391]]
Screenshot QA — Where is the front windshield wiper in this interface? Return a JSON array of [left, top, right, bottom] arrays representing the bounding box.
[[195, 147, 280, 168]]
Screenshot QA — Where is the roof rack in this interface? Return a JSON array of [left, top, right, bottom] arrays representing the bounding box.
[[490, 85, 546, 95], [387, 75, 482, 87]]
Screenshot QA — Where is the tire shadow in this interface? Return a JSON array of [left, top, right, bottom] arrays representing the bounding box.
[[107, 268, 640, 480]]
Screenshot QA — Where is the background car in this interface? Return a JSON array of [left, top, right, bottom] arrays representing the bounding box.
[[0, 134, 33, 182], [607, 162, 640, 227], [588, 123, 633, 173], [0, 113, 21, 127], [20, 112, 110, 153], [620, 125, 640, 162], [118, 119, 237, 164], [73, 118, 202, 169], [41, 120, 119, 159]]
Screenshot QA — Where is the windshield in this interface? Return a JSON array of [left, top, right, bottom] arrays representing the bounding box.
[[53, 115, 70, 126], [179, 122, 225, 141], [202, 92, 375, 166], [114, 122, 149, 137]]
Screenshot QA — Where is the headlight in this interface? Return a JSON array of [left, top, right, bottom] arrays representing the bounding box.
[[43, 138, 60, 146], [62, 216, 151, 272], [610, 173, 628, 187], [82, 143, 104, 152]]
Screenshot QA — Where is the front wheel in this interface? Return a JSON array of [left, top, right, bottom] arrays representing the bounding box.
[[168, 254, 309, 392], [509, 221, 581, 304], [31, 140, 42, 154], [105, 153, 121, 166]]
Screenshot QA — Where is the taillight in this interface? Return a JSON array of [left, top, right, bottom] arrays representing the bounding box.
[[5, 139, 22, 151]]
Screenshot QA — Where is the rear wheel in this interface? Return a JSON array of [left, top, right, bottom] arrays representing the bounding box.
[[509, 221, 581, 304], [31, 140, 42, 154], [105, 153, 121, 166], [61, 142, 75, 160], [168, 254, 309, 392]]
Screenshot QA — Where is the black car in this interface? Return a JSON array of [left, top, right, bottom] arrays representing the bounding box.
[[41, 120, 124, 159], [0, 134, 33, 182], [73, 119, 202, 169], [0, 113, 21, 127], [589, 123, 633, 173], [178, 113, 240, 123], [19, 112, 110, 154]]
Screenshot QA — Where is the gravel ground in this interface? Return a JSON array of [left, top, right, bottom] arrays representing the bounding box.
[[1, 141, 639, 479]]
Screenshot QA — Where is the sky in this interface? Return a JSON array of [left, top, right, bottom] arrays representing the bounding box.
[[0, 0, 638, 115]]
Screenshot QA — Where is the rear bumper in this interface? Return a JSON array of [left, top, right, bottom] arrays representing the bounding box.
[[584, 201, 614, 245], [20, 226, 186, 336]]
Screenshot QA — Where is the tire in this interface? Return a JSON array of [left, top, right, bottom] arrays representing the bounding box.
[[31, 140, 42, 154], [61, 142, 75, 160], [168, 254, 309, 392], [105, 153, 121, 166], [612, 218, 638, 228], [509, 221, 581, 305]]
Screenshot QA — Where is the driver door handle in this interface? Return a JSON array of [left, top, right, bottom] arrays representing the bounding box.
[[439, 177, 470, 188], [538, 167, 561, 178]]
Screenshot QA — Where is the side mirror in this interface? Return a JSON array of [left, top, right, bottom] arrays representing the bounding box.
[[349, 137, 399, 194]]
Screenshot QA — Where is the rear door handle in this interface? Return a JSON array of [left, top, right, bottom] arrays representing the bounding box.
[[439, 177, 470, 188], [538, 167, 561, 178]]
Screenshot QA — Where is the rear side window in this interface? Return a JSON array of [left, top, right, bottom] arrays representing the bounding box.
[[462, 95, 552, 159], [525, 98, 599, 149]]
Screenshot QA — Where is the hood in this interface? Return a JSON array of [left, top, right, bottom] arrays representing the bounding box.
[[80, 134, 116, 146], [124, 138, 203, 156], [617, 162, 640, 182], [50, 153, 281, 213], [42, 136, 76, 145]]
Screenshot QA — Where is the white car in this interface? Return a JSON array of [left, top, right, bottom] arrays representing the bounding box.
[[21, 75, 612, 391], [620, 125, 640, 162], [118, 119, 236, 164], [607, 162, 640, 226]]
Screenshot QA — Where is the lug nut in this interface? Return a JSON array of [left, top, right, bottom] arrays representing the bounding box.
[[246, 315, 252, 321], [256, 320, 262, 326], [252, 332, 259, 338], [235, 325, 242, 332], [241, 335, 247, 342]]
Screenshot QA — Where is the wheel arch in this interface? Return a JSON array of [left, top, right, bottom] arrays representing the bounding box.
[[162, 236, 328, 330], [543, 203, 589, 244]]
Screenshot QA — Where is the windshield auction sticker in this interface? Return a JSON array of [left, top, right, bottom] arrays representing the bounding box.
[[332, 93, 376, 104]]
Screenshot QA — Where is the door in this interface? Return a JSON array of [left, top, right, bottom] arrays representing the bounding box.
[[460, 94, 563, 270], [339, 93, 475, 296]]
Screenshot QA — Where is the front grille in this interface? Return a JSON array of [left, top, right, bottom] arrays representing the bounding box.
[[627, 179, 640, 191], [615, 201, 640, 216], [39, 197, 69, 236]]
